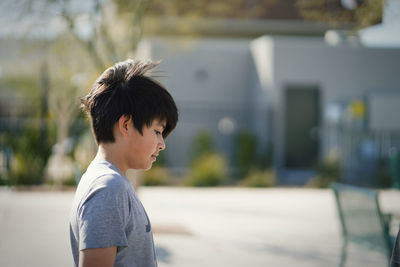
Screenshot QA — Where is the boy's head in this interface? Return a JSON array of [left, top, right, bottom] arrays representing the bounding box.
[[81, 59, 178, 145]]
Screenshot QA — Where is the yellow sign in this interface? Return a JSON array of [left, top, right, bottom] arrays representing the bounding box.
[[350, 100, 366, 118]]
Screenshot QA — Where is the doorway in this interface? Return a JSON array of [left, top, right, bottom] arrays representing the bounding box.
[[284, 86, 320, 169]]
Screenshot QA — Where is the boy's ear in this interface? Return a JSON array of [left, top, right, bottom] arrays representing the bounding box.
[[118, 115, 132, 137]]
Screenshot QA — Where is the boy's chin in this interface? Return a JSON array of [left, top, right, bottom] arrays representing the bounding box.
[[143, 164, 153, 171], [128, 163, 153, 171]]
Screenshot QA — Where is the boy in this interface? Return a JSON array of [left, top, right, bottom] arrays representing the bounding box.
[[69, 59, 178, 267]]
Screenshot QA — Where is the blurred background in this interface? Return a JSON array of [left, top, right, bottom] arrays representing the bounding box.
[[0, 0, 399, 188], [1, 0, 400, 266]]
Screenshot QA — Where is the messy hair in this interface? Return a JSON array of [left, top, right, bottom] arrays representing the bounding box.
[[81, 59, 178, 144]]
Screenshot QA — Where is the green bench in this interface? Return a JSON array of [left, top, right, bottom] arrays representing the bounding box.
[[332, 183, 394, 267]]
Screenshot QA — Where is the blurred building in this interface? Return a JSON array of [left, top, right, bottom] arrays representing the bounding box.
[[137, 1, 400, 185]]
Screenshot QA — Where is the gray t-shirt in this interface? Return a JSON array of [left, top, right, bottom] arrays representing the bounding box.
[[69, 157, 157, 267]]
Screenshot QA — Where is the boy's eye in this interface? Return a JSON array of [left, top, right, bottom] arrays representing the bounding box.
[[155, 130, 162, 135]]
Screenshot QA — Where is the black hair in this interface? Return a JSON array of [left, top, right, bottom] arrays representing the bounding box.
[[81, 59, 178, 144]]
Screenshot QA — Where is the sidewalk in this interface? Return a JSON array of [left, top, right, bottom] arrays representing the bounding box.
[[0, 186, 399, 267]]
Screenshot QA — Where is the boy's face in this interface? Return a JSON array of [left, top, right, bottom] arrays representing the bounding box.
[[125, 118, 166, 171]]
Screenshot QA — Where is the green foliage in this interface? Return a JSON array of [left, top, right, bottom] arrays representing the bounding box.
[[62, 177, 77, 186], [0, 178, 7, 186], [147, 0, 275, 18], [186, 153, 227, 186], [296, 0, 383, 29], [142, 166, 169, 186], [240, 169, 276, 187], [234, 131, 273, 180], [6, 122, 53, 185], [186, 131, 227, 186], [235, 131, 257, 177], [256, 143, 273, 170], [307, 160, 341, 188], [1, 76, 40, 99], [10, 153, 43, 185], [189, 131, 214, 163], [1, 77, 42, 117]]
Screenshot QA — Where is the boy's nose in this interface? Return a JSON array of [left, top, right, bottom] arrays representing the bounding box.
[[159, 138, 166, 151]]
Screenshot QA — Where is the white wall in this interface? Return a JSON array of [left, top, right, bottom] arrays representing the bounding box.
[[254, 36, 400, 169], [369, 91, 400, 131], [137, 35, 400, 175], [249, 37, 274, 149], [138, 37, 255, 171]]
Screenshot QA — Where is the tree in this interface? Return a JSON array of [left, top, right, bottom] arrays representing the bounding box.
[[11, 0, 147, 70], [296, 0, 384, 29], [9, 0, 150, 138], [146, 0, 278, 19], [1, 0, 150, 184]]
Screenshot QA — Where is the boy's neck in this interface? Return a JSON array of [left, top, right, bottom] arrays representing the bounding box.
[[97, 144, 127, 175]]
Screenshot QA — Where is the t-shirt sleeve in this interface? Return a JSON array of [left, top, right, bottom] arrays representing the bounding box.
[[77, 180, 130, 250]]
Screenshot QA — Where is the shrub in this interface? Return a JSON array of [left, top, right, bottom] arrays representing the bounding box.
[[307, 160, 341, 188], [235, 131, 257, 177], [11, 152, 45, 185], [142, 166, 169, 186], [189, 131, 214, 163], [256, 143, 273, 170], [240, 169, 276, 187], [7, 123, 53, 185], [62, 177, 77, 186], [185, 153, 227, 186]]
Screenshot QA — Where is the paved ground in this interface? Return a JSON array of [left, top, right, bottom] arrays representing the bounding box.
[[0, 186, 399, 267]]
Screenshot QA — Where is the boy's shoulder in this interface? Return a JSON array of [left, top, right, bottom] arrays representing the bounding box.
[[92, 159, 129, 186], [75, 158, 132, 203]]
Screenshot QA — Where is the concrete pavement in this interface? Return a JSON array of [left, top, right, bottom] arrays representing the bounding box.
[[0, 186, 399, 267]]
